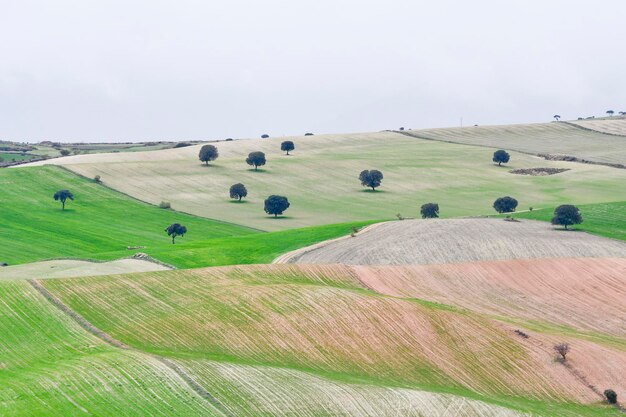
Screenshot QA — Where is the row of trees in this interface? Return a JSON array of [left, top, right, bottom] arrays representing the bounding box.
[[198, 142, 295, 168], [493, 196, 583, 228]]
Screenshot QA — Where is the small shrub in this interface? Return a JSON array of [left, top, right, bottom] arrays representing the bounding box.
[[399, 127, 404, 131], [396, 213, 404, 220], [350, 226, 359, 237], [554, 343, 570, 361], [225, 138, 233, 141], [174, 142, 192, 148], [93, 175, 101, 183], [304, 132, 314, 136], [261, 134, 269, 138], [59, 149, 71, 156], [159, 201, 171, 209], [529, 206, 533, 211], [604, 389, 617, 404]]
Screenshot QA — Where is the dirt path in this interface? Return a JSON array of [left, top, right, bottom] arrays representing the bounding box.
[[28, 279, 233, 417]]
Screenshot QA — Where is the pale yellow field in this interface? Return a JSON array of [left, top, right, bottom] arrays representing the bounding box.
[[568, 117, 626, 136], [21, 129, 626, 231], [0, 259, 169, 280]]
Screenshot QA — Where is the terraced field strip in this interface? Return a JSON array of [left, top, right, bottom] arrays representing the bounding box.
[[286, 218, 626, 265], [0, 279, 222, 416], [20, 129, 626, 230], [400, 121, 626, 166], [40, 263, 623, 409], [567, 118, 626, 137]]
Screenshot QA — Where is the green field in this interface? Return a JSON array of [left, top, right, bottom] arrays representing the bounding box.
[[502, 201, 626, 242], [0, 165, 375, 269], [23, 130, 626, 230]]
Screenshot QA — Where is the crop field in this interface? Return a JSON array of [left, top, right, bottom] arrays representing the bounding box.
[[568, 118, 626, 136], [0, 165, 373, 268], [21, 129, 626, 230], [0, 259, 169, 280], [400, 121, 626, 166], [506, 201, 626, 242], [35, 263, 624, 416], [0, 280, 223, 416], [285, 218, 626, 265]]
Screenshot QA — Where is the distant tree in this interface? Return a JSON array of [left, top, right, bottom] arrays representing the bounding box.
[[264, 195, 290, 217], [229, 183, 248, 201], [554, 343, 570, 361], [281, 141, 295, 155], [304, 132, 314, 136], [604, 389, 617, 405], [53, 189, 74, 210], [174, 142, 192, 148], [261, 134, 270, 138], [198, 144, 219, 165], [246, 151, 266, 170], [493, 196, 518, 213], [165, 223, 187, 244], [619, 111, 625, 116], [606, 110, 615, 117], [59, 149, 71, 156], [492, 149, 510, 166], [399, 127, 405, 130], [553, 115, 561, 121], [551, 205, 582, 230], [359, 169, 383, 191], [420, 203, 439, 219]]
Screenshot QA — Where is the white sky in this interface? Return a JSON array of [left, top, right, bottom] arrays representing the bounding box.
[[1, 0, 624, 142]]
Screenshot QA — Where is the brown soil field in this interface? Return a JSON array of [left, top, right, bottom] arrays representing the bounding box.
[[284, 218, 626, 265]]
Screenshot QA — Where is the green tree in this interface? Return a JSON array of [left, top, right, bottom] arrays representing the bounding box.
[[551, 205, 582, 230], [264, 195, 290, 217], [165, 223, 187, 244], [493, 196, 518, 213], [246, 151, 266, 171], [59, 149, 71, 156], [281, 141, 295, 155], [229, 183, 248, 201], [359, 170, 383, 191], [53, 189, 74, 210], [420, 203, 439, 218], [198, 144, 219, 165], [492, 149, 510, 166]]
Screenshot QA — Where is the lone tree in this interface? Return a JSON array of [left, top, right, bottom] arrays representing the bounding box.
[[165, 223, 187, 244], [359, 169, 383, 191], [492, 149, 510, 166], [229, 183, 248, 202], [420, 203, 439, 219], [198, 144, 219, 165], [606, 110, 615, 117], [493, 196, 518, 213], [261, 134, 269, 138], [264, 195, 290, 217], [60, 149, 71, 156], [246, 151, 266, 171], [304, 132, 314, 136], [281, 141, 295, 155], [604, 389, 617, 405], [53, 189, 74, 210], [553, 114, 561, 121], [551, 204, 582, 230], [554, 343, 570, 361]]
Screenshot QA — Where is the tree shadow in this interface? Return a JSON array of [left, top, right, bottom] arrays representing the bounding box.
[[247, 168, 269, 173], [360, 189, 388, 193], [228, 199, 249, 204]]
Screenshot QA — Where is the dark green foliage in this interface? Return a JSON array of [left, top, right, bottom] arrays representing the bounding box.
[[229, 183, 248, 201], [359, 170, 383, 191], [493, 196, 518, 213], [281, 141, 295, 155], [165, 223, 187, 244], [264, 195, 290, 217], [604, 389, 617, 404], [246, 151, 266, 170], [261, 134, 269, 138], [492, 149, 510, 166], [198, 144, 219, 165], [304, 133, 314, 136], [420, 203, 439, 219], [174, 142, 192, 148], [53, 189, 74, 210], [551, 205, 583, 230], [59, 149, 71, 156]]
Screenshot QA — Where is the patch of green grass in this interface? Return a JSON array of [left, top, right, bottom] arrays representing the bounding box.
[[501, 201, 626, 241], [0, 165, 378, 269]]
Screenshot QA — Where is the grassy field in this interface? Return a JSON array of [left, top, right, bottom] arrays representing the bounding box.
[[0, 165, 375, 269], [568, 117, 626, 136], [504, 201, 626, 242], [21, 129, 626, 230], [39, 264, 624, 416], [401, 121, 626, 166]]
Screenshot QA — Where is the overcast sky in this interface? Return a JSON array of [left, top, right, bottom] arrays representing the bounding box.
[[1, 0, 624, 142]]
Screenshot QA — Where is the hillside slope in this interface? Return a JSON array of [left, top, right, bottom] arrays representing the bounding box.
[[284, 218, 626, 265], [19, 129, 626, 230]]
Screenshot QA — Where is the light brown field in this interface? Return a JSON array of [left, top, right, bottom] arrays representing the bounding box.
[[41, 263, 626, 405], [567, 118, 626, 136], [0, 258, 169, 280], [284, 218, 626, 265]]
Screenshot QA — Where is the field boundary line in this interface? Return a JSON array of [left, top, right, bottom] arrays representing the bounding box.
[[28, 278, 233, 416], [561, 120, 626, 138], [272, 221, 390, 263], [392, 130, 626, 169]]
